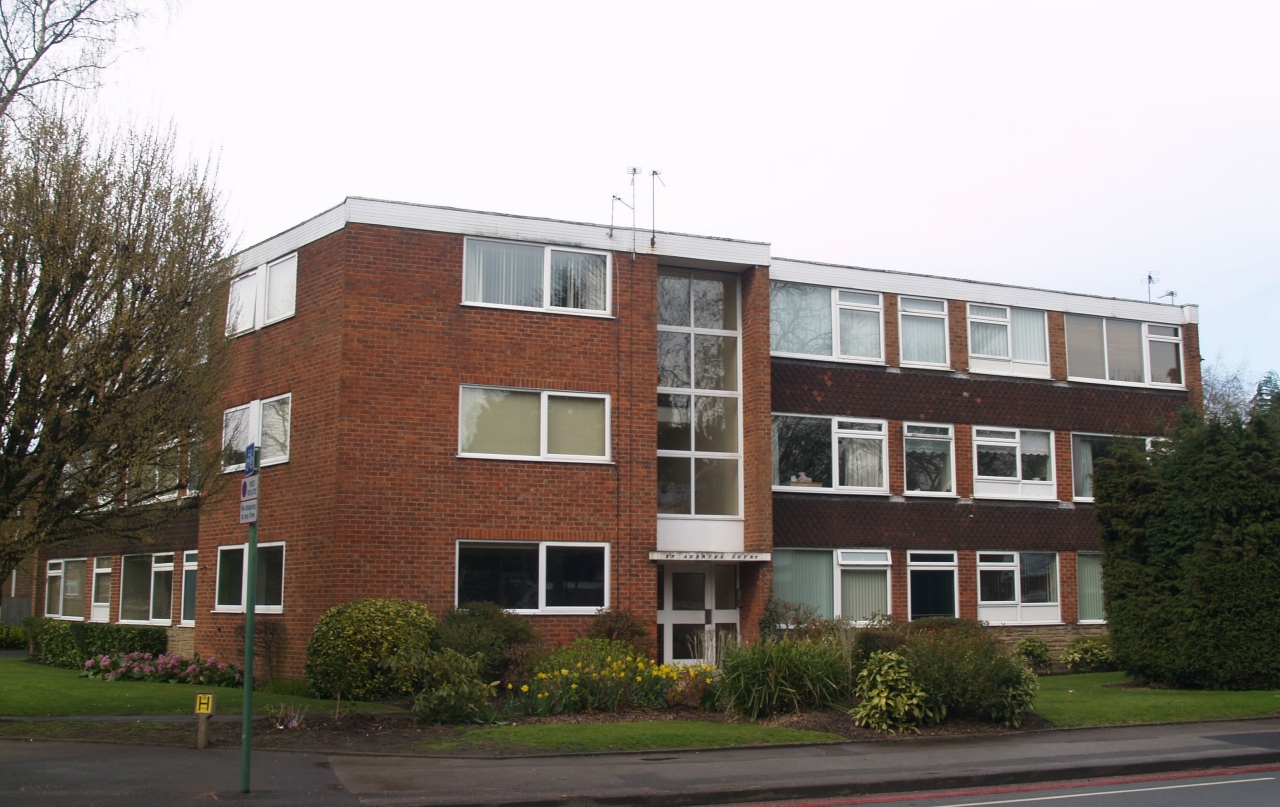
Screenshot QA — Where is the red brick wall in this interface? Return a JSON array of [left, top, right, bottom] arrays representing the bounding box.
[[1060, 550, 1079, 624], [1183, 323, 1204, 411], [948, 300, 968, 373], [884, 296, 900, 368], [1048, 311, 1068, 381], [957, 550, 978, 619], [1054, 430, 1075, 501], [954, 424, 974, 499]]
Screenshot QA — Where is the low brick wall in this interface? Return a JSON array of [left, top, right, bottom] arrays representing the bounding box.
[[988, 623, 1108, 674]]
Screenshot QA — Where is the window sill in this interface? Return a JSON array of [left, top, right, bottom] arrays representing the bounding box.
[[772, 485, 890, 496], [1078, 619, 1107, 625], [212, 607, 284, 615], [770, 351, 886, 367], [178, 621, 195, 628], [44, 615, 85, 622], [222, 458, 290, 474], [657, 513, 744, 521], [460, 301, 614, 320], [229, 311, 297, 337], [899, 361, 953, 371], [982, 620, 1065, 627], [118, 619, 170, 626], [457, 453, 613, 465], [504, 607, 607, 616], [1066, 376, 1186, 392], [903, 491, 959, 499]]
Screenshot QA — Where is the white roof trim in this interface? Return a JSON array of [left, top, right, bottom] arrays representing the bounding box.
[[235, 197, 770, 273], [772, 258, 1197, 326]]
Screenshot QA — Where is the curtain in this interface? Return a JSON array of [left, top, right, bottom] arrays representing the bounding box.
[[1019, 430, 1052, 481], [550, 251, 606, 311], [773, 550, 833, 619], [1072, 434, 1094, 497], [770, 282, 832, 356], [1077, 553, 1106, 620], [1020, 553, 1058, 603], [1106, 319, 1145, 382], [464, 240, 543, 307], [1065, 315, 1106, 379], [547, 395, 606, 457], [839, 436, 883, 487], [1011, 308, 1048, 362], [906, 438, 952, 492], [901, 315, 947, 364], [459, 388, 540, 455], [839, 308, 880, 359], [841, 569, 888, 621], [970, 321, 1009, 357]]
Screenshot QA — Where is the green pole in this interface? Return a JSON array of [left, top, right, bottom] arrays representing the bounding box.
[[240, 512, 258, 791]]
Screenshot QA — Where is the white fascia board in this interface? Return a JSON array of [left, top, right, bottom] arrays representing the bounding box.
[[234, 198, 770, 272], [772, 259, 1197, 326]]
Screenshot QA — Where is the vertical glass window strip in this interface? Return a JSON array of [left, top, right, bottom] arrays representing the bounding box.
[[61, 560, 85, 619], [1105, 319, 1145, 382], [549, 250, 607, 311], [181, 553, 197, 625], [770, 281, 832, 356], [900, 297, 948, 365], [1077, 553, 1106, 621], [905, 424, 953, 494], [120, 555, 152, 621], [259, 395, 291, 465], [256, 545, 285, 608], [225, 271, 257, 335], [44, 562, 62, 617], [1065, 315, 1107, 379], [1010, 308, 1048, 363], [773, 549, 833, 619], [221, 405, 251, 470], [151, 555, 173, 622], [837, 290, 882, 360], [216, 547, 244, 609], [265, 254, 297, 323], [1147, 325, 1183, 385], [93, 557, 112, 607]]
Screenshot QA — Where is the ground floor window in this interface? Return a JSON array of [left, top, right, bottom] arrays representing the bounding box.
[[214, 543, 285, 614], [976, 552, 1060, 624], [456, 541, 607, 613], [119, 553, 174, 625], [1077, 552, 1105, 622], [91, 557, 111, 622], [908, 551, 957, 619], [45, 559, 86, 619], [772, 549, 892, 623], [180, 551, 198, 626]]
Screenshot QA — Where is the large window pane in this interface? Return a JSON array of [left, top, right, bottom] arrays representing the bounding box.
[[970, 321, 1009, 357], [464, 240, 543, 308], [693, 335, 738, 391], [457, 543, 538, 610], [841, 568, 887, 621], [657, 332, 691, 389], [773, 549, 833, 619], [901, 315, 947, 364], [265, 255, 297, 322], [694, 396, 737, 453], [1149, 340, 1182, 385], [45, 575, 61, 617], [1020, 553, 1058, 603], [906, 438, 952, 493], [549, 251, 607, 311], [216, 548, 244, 608], [257, 545, 285, 607], [1106, 319, 1144, 382], [62, 560, 85, 619], [1072, 434, 1112, 498], [771, 282, 832, 356], [93, 569, 111, 605], [909, 569, 956, 618], [459, 387, 540, 456], [672, 572, 705, 611], [839, 308, 880, 359], [226, 271, 257, 335], [1011, 308, 1048, 362], [838, 437, 883, 488], [260, 396, 291, 464], [182, 567, 197, 623], [222, 406, 251, 469], [1077, 553, 1105, 621], [547, 396, 607, 457], [545, 546, 605, 607], [772, 416, 831, 488], [694, 458, 739, 515], [657, 456, 692, 514], [1021, 431, 1052, 481], [980, 569, 1016, 602], [976, 443, 1017, 477], [1065, 315, 1106, 379], [152, 568, 173, 620], [693, 275, 737, 330], [671, 623, 705, 660], [121, 555, 152, 621], [657, 394, 691, 451], [657, 270, 691, 326]]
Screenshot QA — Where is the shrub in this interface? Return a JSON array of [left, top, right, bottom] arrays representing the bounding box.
[[0, 624, 25, 649], [407, 649, 497, 724], [850, 651, 941, 733], [305, 599, 437, 701], [436, 602, 538, 685], [587, 608, 654, 658], [901, 629, 1039, 727], [1012, 636, 1053, 672], [82, 652, 243, 687], [716, 637, 846, 719], [851, 628, 907, 665], [23, 617, 167, 668], [901, 617, 988, 638], [758, 597, 841, 641], [1061, 637, 1116, 673]]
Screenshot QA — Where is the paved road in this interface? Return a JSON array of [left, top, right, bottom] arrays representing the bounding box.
[[3, 718, 1280, 806]]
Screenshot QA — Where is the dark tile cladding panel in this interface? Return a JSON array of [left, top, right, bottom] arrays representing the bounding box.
[[42, 509, 200, 560], [774, 495, 1103, 552], [772, 360, 1190, 433]]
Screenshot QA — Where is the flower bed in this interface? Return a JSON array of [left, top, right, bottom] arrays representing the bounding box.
[[82, 652, 243, 687]]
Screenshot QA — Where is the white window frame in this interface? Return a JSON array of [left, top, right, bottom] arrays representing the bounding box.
[[971, 427, 1057, 501], [906, 550, 959, 621], [903, 422, 956, 498], [966, 304, 1051, 379], [769, 283, 886, 366], [45, 558, 89, 621], [834, 549, 893, 624], [1071, 432, 1156, 503], [1076, 551, 1107, 625], [771, 414, 889, 495], [457, 386, 612, 463], [976, 552, 1062, 625], [213, 542, 285, 615], [180, 551, 198, 627], [118, 553, 174, 626], [44, 560, 62, 617], [90, 556, 112, 623], [898, 296, 951, 369], [461, 237, 613, 318], [221, 393, 292, 473], [454, 540, 610, 615], [1064, 316, 1186, 389], [226, 252, 297, 336]]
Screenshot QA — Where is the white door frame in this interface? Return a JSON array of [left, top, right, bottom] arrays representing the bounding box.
[[656, 562, 739, 665]]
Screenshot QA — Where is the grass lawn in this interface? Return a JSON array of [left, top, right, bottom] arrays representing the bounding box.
[[415, 721, 844, 754], [1035, 671, 1280, 727], [0, 658, 402, 717]]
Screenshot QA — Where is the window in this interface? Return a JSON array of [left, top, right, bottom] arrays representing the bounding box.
[[221, 394, 292, 472], [772, 549, 834, 619], [658, 269, 741, 517], [456, 541, 607, 613], [838, 550, 891, 623], [972, 428, 1055, 500], [769, 281, 884, 363], [226, 253, 297, 335], [45, 559, 86, 619], [967, 305, 1049, 378], [1071, 433, 1149, 500], [772, 415, 888, 493], [91, 557, 111, 622], [180, 551, 198, 626], [463, 238, 610, 315], [977, 552, 1060, 624], [904, 423, 954, 495], [215, 543, 285, 613], [458, 386, 609, 461], [1065, 315, 1184, 387], [908, 551, 957, 620], [1077, 552, 1105, 622], [899, 296, 949, 367], [119, 554, 173, 624]]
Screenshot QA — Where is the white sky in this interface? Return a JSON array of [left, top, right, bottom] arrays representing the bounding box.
[[95, 1, 1280, 378]]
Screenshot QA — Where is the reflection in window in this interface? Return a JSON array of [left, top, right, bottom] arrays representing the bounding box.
[[770, 281, 832, 356], [905, 424, 953, 494]]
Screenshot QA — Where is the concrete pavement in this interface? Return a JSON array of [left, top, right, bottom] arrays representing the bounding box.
[[4, 717, 1280, 807]]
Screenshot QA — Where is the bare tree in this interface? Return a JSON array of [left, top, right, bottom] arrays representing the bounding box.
[[0, 111, 232, 580], [1201, 355, 1256, 420], [0, 0, 138, 121]]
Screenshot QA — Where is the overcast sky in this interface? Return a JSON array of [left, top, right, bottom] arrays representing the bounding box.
[[96, 1, 1280, 379]]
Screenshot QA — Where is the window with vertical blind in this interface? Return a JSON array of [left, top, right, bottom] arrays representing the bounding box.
[[772, 549, 834, 619], [899, 296, 949, 367], [771, 549, 892, 623], [458, 386, 610, 462], [1077, 552, 1106, 622], [1065, 315, 1184, 388], [463, 238, 611, 315], [967, 304, 1050, 378]]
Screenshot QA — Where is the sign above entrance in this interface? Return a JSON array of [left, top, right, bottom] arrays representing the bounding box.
[[648, 551, 771, 562]]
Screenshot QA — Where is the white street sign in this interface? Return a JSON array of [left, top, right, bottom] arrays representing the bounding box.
[[240, 476, 259, 501], [239, 500, 258, 524]]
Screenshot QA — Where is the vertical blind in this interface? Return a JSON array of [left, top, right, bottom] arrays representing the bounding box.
[[841, 568, 887, 621], [464, 240, 543, 308], [1011, 308, 1048, 362], [773, 549, 833, 619], [901, 315, 947, 364], [1077, 553, 1106, 621]]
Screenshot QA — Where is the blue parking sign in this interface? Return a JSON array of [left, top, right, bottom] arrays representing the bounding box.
[[244, 443, 256, 476]]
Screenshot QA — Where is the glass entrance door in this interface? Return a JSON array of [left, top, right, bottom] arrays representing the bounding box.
[[656, 563, 739, 664]]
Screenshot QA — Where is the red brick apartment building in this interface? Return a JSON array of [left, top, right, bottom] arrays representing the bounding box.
[[10, 198, 1202, 679]]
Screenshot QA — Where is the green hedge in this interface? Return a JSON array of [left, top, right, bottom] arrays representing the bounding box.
[[305, 598, 438, 701], [22, 617, 167, 668], [0, 624, 26, 649]]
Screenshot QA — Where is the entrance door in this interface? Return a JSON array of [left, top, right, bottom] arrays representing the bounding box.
[[656, 563, 739, 664]]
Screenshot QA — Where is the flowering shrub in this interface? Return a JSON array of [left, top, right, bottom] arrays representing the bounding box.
[[1061, 637, 1116, 673], [81, 652, 243, 687]]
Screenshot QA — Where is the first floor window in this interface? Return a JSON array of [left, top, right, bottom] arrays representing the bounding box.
[[464, 238, 610, 314], [908, 551, 956, 620], [45, 559, 86, 619], [459, 386, 609, 461], [1072, 433, 1147, 500], [222, 393, 292, 471], [456, 541, 607, 613], [905, 424, 954, 495], [772, 549, 892, 623], [977, 552, 1060, 624], [973, 428, 1055, 500], [772, 415, 887, 492], [226, 253, 298, 335], [1077, 552, 1105, 622], [215, 543, 285, 613], [120, 554, 173, 624], [181, 551, 198, 626], [900, 297, 948, 366]]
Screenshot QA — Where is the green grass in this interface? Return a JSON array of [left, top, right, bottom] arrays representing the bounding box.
[[1035, 672, 1280, 727], [416, 721, 844, 754], [0, 658, 403, 717]]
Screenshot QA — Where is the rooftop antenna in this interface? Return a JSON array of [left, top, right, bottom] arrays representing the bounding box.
[[608, 195, 631, 239], [1160, 290, 1178, 305], [1146, 271, 1160, 302], [627, 167, 641, 257], [650, 170, 665, 248]]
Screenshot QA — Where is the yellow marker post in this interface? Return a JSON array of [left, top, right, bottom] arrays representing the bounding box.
[[195, 692, 216, 749]]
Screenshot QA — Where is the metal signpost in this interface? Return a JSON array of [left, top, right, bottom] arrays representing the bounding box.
[[239, 444, 258, 794]]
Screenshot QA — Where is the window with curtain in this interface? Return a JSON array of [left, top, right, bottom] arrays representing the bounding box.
[[459, 386, 608, 460], [771, 416, 887, 492], [969, 304, 1048, 365], [1065, 315, 1183, 387], [773, 549, 833, 619], [1072, 433, 1146, 499], [974, 428, 1053, 483], [900, 297, 948, 365], [977, 552, 1060, 622], [464, 238, 610, 314], [905, 424, 953, 494], [1077, 553, 1106, 621]]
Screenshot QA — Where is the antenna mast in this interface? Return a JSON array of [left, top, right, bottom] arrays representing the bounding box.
[[650, 170, 665, 248], [627, 167, 641, 258], [1147, 271, 1160, 302]]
